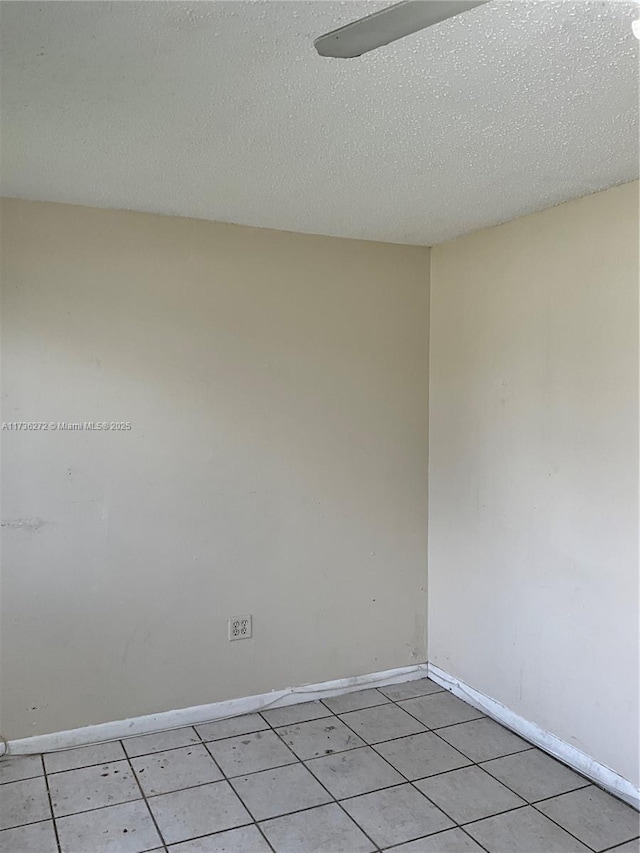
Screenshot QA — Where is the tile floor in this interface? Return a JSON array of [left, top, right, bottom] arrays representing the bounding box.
[[1, 678, 638, 853]]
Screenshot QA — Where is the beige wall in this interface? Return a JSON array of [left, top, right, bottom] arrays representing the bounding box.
[[0, 198, 430, 738], [428, 181, 639, 787]]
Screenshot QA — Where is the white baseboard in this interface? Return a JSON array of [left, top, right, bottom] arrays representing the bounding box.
[[8, 658, 638, 812], [7, 663, 428, 756], [428, 663, 640, 811]]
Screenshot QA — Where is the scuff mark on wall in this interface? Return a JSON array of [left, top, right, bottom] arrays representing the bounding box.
[[1, 517, 47, 532]]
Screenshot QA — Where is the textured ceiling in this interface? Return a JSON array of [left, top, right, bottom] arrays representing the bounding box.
[[1, 0, 638, 245]]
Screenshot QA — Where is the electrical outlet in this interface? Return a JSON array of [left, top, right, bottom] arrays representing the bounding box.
[[228, 614, 252, 641]]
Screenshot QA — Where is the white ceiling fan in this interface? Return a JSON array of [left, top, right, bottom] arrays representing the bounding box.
[[314, 0, 490, 58]]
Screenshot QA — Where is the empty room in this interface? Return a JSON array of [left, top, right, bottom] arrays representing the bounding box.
[[0, 1, 638, 852]]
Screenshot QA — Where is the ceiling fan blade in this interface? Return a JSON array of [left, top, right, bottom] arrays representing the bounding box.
[[314, 0, 490, 58]]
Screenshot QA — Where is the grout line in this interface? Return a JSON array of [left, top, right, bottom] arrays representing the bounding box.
[[599, 837, 640, 853], [423, 714, 487, 732], [416, 734, 599, 852], [9, 751, 525, 840], [214, 779, 280, 853], [378, 687, 446, 702], [382, 691, 605, 853], [0, 772, 43, 786], [381, 823, 487, 852], [254, 821, 279, 853], [118, 738, 170, 852], [334, 704, 493, 853], [392, 690, 487, 731], [372, 684, 612, 852], [526, 782, 593, 805], [40, 754, 62, 853], [261, 706, 339, 725], [124, 729, 253, 758], [45, 746, 586, 816], [528, 798, 602, 853], [264, 712, 335, 725], [305, 744, 526, 790], [319, 696, 391, 714], [46, 754, 132, 777], [428, 723, 536, 764], [414, 731, 604, 852], [456, 799, 602, 853], [331, 711, 537, 761], [415, 693, 632, 815], [190, 715, 279, 853], [332, 721, 428, 746], [139, 823, 269, 852], [260, 713, 384, 853], [4, 680, 633, 852], [202, 752, 299, 782]]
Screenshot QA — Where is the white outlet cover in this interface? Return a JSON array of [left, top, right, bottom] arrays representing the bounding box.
[[228, 615, 252, 641]]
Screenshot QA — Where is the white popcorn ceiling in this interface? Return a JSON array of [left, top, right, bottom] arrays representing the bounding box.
[[1, 0, 638, 245]]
